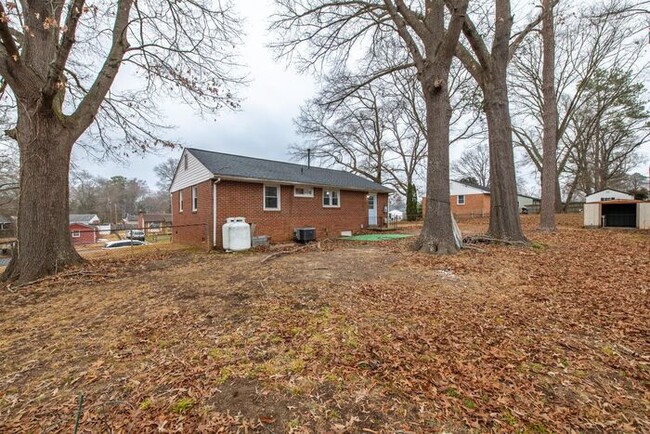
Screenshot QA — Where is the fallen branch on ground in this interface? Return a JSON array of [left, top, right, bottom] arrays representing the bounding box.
[[463, 235, 529, 246]]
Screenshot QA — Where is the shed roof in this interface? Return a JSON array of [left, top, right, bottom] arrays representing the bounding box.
[[588, 199, 646, 205], [187, 148, 392, 193]]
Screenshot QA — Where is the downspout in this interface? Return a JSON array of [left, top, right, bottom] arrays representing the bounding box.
[[213, 178, 221, 248]]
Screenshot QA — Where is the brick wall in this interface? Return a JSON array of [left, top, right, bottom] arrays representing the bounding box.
[[171, 181, 213, 247], [451, 194, 490, 217], [171, 180, 389, 248], [422, 193, 491, 218]]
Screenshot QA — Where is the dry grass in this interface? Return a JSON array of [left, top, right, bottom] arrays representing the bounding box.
[[0, 215, 648, 433]]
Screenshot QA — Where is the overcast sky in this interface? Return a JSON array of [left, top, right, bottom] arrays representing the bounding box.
[[76, 0, 317, 189], [75, 0, 649, 194]]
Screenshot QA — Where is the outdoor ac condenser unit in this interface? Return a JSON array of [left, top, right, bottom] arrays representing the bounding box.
[[294, 227, 316, 243]]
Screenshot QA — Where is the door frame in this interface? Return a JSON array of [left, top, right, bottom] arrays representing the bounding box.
[[368, 192, 378, 226]]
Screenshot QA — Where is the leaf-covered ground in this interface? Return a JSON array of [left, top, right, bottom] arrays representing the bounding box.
[[0, 215, 648, 433]]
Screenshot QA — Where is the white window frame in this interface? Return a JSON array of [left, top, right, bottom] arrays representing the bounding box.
[[71, 231, 81, 238], [293, 186, 314, 198], [323, 189, 341, 208], [179, 190, 184, 212], [191, 186, 198, 212], [183, 154, 189, 170], [263, 184, 281, 211], [457, 195, 465, 205]]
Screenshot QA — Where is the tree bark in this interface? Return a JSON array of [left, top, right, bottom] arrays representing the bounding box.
[[2, 109, 84, 284], [483, 78, 527, 242], [415, 66, 458, 254], [555, 177, 562, 212], [539, 0, 557, 231]]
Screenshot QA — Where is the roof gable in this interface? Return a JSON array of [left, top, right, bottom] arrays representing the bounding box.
[[450, 180, 490, 196], [70, 214, 100, 224], [169, 149, 213, 193], [185, 148, 392, 193]]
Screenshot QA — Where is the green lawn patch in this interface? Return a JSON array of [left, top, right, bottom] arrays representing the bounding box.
[[340, 233, 414, 242]]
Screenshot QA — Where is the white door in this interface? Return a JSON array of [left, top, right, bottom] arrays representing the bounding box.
[[368, 193, 378, 226]]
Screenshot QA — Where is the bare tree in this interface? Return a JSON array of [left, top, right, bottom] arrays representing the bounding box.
[[563, 68, 650, 197], [510, 0, 648, 210], [292, 80, 389, 184], [273, 0, 469, 254], [451, 143, 490, 187], [450, 0, 545, 242], [154, 157, 180, 192], [0, 0, 243, 283], [539, 0, 557, 230]]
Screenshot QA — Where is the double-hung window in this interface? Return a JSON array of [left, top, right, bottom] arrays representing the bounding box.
[[191, 186, 198, 212], [179, 191, 184, 212], [457, 195, 465, 205], [323, 189, 340, 208], [264, 185, 281, 210]]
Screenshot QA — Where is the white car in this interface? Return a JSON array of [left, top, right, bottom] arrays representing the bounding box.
[[103, 240, 148, 249]]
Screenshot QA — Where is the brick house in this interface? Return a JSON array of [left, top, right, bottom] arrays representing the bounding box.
[[422, 180, 540, 217], [169, 148, 392, 248], [422, 180, 491, 218], [70, 223, 97, 245]]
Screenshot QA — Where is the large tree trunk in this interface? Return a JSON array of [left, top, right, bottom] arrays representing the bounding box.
[[539, 0, 557, 231], [555, 177, 563, 212], [415, 70, 457, 254], [483, 78, 527, 242], [3, 110, 84, 284]]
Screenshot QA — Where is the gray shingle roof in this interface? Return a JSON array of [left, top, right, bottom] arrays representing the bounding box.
[[187, 148, 392, 193], [70, 214, 99, 224]]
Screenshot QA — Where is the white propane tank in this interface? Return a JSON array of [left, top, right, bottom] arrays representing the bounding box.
[[229, 217, 251, 252], [222, 217, 237, 251]]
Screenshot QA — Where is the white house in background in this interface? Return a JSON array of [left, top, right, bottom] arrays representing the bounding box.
[[517, 194, 541, 210], [388, 210, 404, 220], [69, 214, 101, 225], [585, 188, 634, 203]]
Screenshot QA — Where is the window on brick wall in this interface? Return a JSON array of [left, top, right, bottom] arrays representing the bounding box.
[[323, 189, 340, 208], [179, 191, 184, 212], [71, 231, 81, 238], [457, 195, 465, 205], [264, 185, 281, 210], [192, 186, 198, 212], [294, 186, 314, 197]]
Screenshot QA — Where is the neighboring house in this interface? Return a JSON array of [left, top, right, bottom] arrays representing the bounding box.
[[169, 148, 392, 248], [123, 214, 139, 228], [517, 194, 541, 213], [388, 210, 404, 220], [69, 214, 101, 225], [138, 212, 172, 233], [70, 223, 97, 245], [449, 180, 491, 217], [585, 188, 634, 203], [422, 180, 538, 217]]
